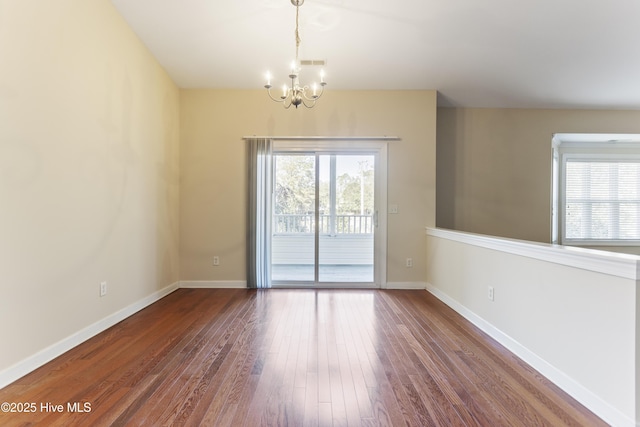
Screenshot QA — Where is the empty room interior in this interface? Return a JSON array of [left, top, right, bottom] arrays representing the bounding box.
[[2, 0, 640, 425]]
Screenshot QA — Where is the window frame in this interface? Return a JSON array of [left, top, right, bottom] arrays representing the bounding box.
[[553, 134, 640, 246]]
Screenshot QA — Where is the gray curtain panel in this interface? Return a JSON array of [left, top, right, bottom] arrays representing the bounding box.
[[246, 138, 273, 288]]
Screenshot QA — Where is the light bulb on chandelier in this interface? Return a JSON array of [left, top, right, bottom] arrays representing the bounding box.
[[264, 0, 327, 109]]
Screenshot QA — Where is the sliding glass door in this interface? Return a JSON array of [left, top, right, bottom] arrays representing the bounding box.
[[271, 141, 386, 287], [318, 154, 374, 282], [272, 154, 317, 282]]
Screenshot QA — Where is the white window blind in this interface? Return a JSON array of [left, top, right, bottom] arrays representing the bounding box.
[[565, 160, 640, 240]]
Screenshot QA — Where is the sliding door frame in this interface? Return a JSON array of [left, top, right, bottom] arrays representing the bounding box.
[[271, 139, 388, 288]]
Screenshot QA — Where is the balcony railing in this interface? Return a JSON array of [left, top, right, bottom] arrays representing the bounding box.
[[274, 214, 373, 234]]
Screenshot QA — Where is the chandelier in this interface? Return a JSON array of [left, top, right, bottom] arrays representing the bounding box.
[[264, 0, 326, 109]]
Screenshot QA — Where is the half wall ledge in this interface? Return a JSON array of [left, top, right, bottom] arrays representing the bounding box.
[[425, 226, 640, 427], [426, 227, 640, 280]]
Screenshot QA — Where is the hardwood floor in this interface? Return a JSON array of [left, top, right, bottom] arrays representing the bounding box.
[[0, 289, 606, 426]]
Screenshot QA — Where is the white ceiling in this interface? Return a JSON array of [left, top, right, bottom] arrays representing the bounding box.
[[110, 0, 640, 109]]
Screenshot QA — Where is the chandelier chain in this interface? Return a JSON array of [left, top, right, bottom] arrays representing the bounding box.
[[295, 3, 300, 62]]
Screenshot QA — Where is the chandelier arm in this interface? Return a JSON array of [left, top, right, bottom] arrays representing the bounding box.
[[265, 87, 286, 103], [301, 97, 318, 108], [300, 84, 325, 102]]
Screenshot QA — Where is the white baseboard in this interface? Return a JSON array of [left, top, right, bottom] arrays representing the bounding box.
[[179, 281, 426, 290], [179, 281, 423, 290], [384, 281, 427, 290], [0, 282, 180, 390], [425, 283, 635, 427], [180, 280, 247, 289]]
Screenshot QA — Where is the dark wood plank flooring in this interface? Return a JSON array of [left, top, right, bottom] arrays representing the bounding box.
[[0, 289, 607, 426]]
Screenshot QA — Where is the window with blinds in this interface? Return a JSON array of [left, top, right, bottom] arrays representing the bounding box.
[[565, 160, 640, 241], [552, 133, 640, 246]]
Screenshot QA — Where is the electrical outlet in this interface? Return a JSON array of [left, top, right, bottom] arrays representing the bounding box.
[[406, 258, 413, 268], [488, 286, 494, 301], [100, 281, 107, 297], [213, 256, 220, 266]]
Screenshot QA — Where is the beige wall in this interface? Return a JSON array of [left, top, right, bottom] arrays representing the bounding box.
[[180, 90, 436, 285], [0, 0, 180, 372], [437, 108, 640, 242]]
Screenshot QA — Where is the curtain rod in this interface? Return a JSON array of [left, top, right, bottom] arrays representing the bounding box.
[[242, 136, 400, 141]]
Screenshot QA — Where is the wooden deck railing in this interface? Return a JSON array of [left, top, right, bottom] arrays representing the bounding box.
[[274, 214, 373, 234]]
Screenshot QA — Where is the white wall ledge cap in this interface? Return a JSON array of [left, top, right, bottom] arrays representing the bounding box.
[[426, 227, 640, 280]]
